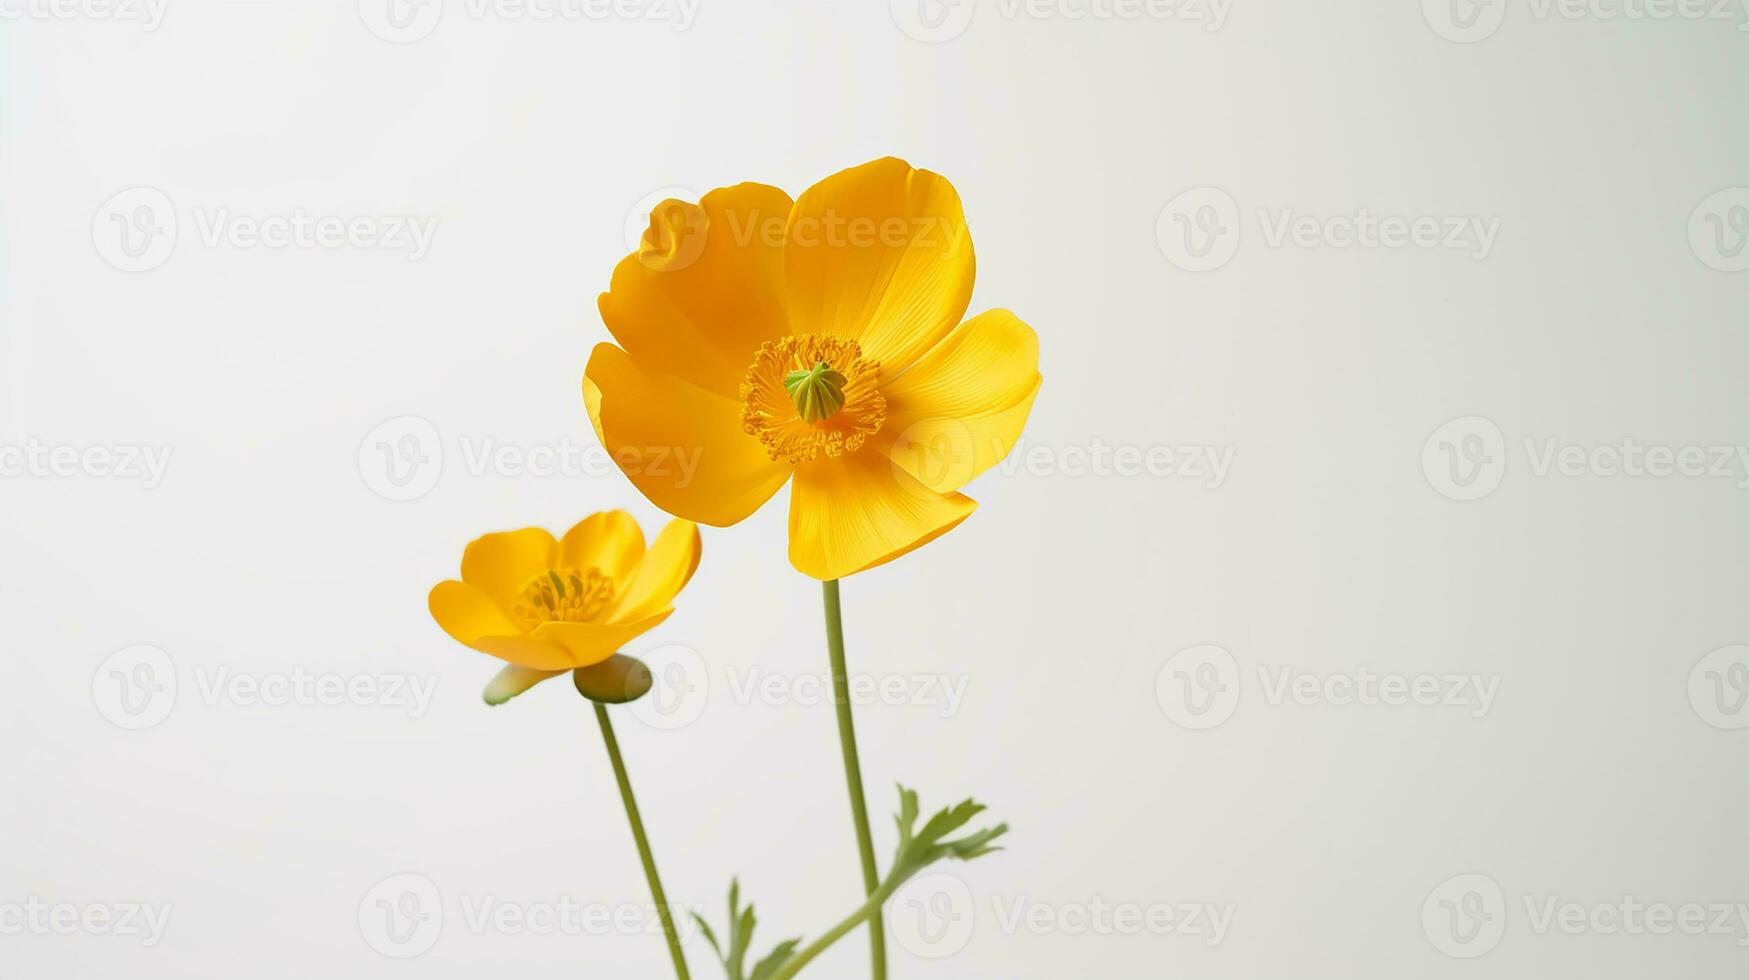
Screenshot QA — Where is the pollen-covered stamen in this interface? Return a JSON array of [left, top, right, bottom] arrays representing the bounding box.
[[741, 335, 885, 464], [510, 566, 617, 628]]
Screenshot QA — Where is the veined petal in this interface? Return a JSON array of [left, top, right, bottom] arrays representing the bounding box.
[[534, 612, 674, 669], [787, 449, 977, 581], [610, 519, 702, 624], [482, 664, 567, 706], [460, 528, 557, 606], [785, 158, 975, 375], [584, 343, 791, 527], [599, 182, 793, 398], [880, 309, 1042, 495], [559, 510, 645, 589]]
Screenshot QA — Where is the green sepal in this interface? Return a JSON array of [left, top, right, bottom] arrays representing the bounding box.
[[571, 654, 653, 704]]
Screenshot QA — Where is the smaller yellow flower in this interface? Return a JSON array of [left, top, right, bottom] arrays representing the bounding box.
[[427, 511, 701, 704]]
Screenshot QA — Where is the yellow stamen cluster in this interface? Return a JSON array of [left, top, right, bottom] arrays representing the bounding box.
[[741, 335, 886, 464], [511, 566, 616, 628]]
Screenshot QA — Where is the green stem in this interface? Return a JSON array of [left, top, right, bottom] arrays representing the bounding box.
[[594, 702, 691, 980], [768, 877, 901, 980], [821, 578, 887, 980]]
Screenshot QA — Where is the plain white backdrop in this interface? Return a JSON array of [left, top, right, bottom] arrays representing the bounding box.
[[3, 1, 1747, 976]]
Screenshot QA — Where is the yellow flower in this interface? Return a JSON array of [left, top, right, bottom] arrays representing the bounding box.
[[584, 158, 1042, 580], [427, 511, 701, 704]]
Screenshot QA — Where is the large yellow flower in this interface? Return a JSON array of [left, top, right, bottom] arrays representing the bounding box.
[[427, 511, 701, 704], [584, 157, 1042, 580]]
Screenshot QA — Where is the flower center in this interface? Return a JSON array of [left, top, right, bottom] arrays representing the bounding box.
[[741, 335, 885, 464], [510, 566, 616, 628], [784, 362, 848, 423]]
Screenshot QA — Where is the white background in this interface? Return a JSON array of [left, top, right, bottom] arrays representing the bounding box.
[[3, 0, 1747, 976]]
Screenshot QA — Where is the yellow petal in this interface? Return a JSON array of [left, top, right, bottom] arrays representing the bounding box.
[[787, 449, 977, 580], [428, 580, 574, 670], [785, 158, 975, 375], [474, 634, 579, 671], [429, 579, 520, 644], [880, 309, 1042, 495], [460, 527, 557, 605], [584, 343, 791, 527], [610, 519, 702, 623], [534, 612, 674, 669], [482, 664, 567, 706], [598, 182, 794, 398], [559, 510, 646, 588]]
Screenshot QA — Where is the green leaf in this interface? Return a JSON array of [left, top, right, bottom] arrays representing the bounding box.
[[748, 938, 800, 980], [886, 784, 1009, 891], [693, 879, 804, 980]]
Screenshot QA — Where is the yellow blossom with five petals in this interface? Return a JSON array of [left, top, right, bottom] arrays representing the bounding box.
[[584, 157, 1042, 580], [427, 511, 700, 704]]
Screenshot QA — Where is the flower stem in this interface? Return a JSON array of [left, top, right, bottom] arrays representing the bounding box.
[[769, 877, 900, 980], [594, 701, 691, 980], [821, 578, 887, 980]]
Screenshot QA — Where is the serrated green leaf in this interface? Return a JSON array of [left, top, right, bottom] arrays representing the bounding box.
[[748, 938, 801, 980]]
